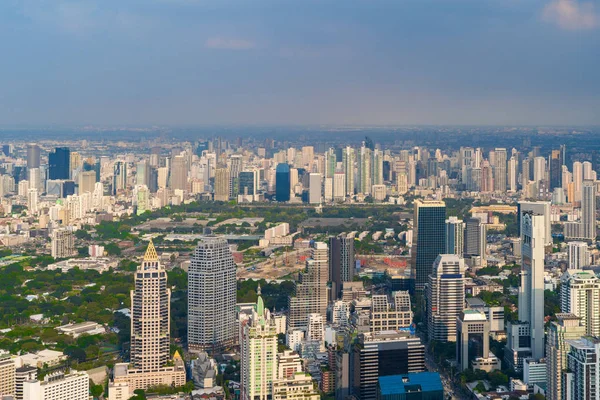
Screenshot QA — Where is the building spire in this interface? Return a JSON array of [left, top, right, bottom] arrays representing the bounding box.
[[144, 239, 159, 262]]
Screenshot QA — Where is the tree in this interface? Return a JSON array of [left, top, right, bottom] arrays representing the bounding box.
[[90, 384, 104, 398]]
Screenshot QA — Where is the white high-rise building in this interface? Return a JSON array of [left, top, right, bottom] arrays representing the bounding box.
[[566, 337, 600, 400], [309, 173, 321, 204], [533, 156, 546, 184], [51, 229, 75, 259], [581, 180, 596, 241], [342, 147, 355, 196], [508, 156, 518, 192], [445, 217, 465, 257], [561, 269, 600, 337], [573, 161, 583, 202], [307, 313, 325, 349], [493, 148, 507, 191], [241, 288, 278, 400], [333, 172, 346, 201], [427, 254, 466, 342], [188, 237, 237, 352], [23, 371, 89, 400], [517, 205, 546, 360], [568, 242, 590, 269]]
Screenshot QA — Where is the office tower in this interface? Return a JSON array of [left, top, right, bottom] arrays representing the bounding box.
[[573, 161, 583, 202], [508, 156, 518, 192], [568, 242, 590, 269], [188, 236, 236, 352], [275, 163, 291, 202], [302, 146, 314, 167], [288, 242, 329, 329], [373, 149, 384, 185], [352, 331, 425, 400], [550, 149, 563, 189], [370, 292, 413, 332], [517, 206, 546, 360], [0, 354, 15, 397], [411, 200, 446, 292], [561, 269, 600, 337], [78, 170, 96, 194], [464, 217, 486, 264], [51, 229, 75, 259], [229, 154, 243, 196], [445, 217, 465, 257], [112, 161, 127, 194], [308, 173, 321, 204], [136, 160, 149, 187], [358, 145, 372, 194], [581, 180, 596, 241], [427, 254, 466, 342], [460, 147, 473, 184], [480, 160, 493, 192], [170, 155, 187, 191], [329, 234, 355, 301], [15, 365, 36, 400], [28, 168, 40, 191], [241, 289, 278, 400], [137, 186, 150, 215], [493, 148, 507, 191], [546, 314, 586, 400], [533, 156, 546, 184], [521, 157, 530, 187], [566, 337, 600, 400], [214, 167, 230, 201], [325, 148, 336, 178], [27, 189, 38, 214], [456, 310, 493, 372], [583, 161, 593, 179], [517, 201, 551, 246], [48, 147, 70, 180], [129, 241, 171, 370], [27, 144, 40, 170], [157, 167, 169, 189], [239, 171, 256, 197], [23, 371, 89, 400], [342, 147, 355, 195], [333, 172, 346, 201]]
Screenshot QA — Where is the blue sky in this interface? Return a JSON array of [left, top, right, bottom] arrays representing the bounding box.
[[0, 0, 599, 126]]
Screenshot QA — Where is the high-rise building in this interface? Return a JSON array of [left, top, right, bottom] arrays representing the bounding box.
[[550, 149, 563, 190], [48, 147, 70, 180], [78, 170, 96, 194], [464, 217, 486, 265], [568, 242, 590, 269], [239, 171, 256, 197], [352, 331, 425, 400], [573, 161, 583, 202], [27, 144, 40, 170], [561, 269, 600, 337], [309, 173, 321, 204], [188, 237, 237, 353], [546, 313, 586, 400], [427, 254, 466, 342], [214, 167, 230, 201], [333, 172, 346, 201], [51, 229, 75, 259], [23, 371, 89, 400], [288, 242, 329, 329], [342, 147, 355, 196], [508, 156, 518, 192], [445, 217, 465, 257], [411, 200, 446, 292], [0, 354, 16, 397], [517, 206, 546, 360], [518, 201, 551, 246], [170, 155, 187, 191], [566, 337, 600, 400], [113, 161, 127, 195], [370, 292, 413, 332], [241, 288, 278, 400], [111, 242, 186, 394], [493, 148, 507, 191], [373, 149, 384, 185], [329, 234, 355, 301], [272, 373, 320, 400], [456, 310, 496, 372], [15, 365, 37, 400], [581, 179, 596, 241], [358, 146, 372, 194], [275, 163, 291, 202]]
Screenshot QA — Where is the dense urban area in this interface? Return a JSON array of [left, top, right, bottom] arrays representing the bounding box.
[[1, 127, 600, 400]]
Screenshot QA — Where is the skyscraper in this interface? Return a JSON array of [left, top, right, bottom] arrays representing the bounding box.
[[493, 148, 507, 191], [170, 155, 187, 191], [358, 146, 372, 194], [275, 163, 291, 202], [518, 206, 545, 360], [573, 161, 583, 202], [188, 237, 237, 353], [329, 234, 355, 301], [560, 269, 600, 337], [411, 200, 446, 292], [308, 173, 321, 204], [427, 254, 466, 342], [78, 170, 96, 194], [112, 242, 185, 393], [550, 149, 563, 190], [113, 161, 127, 195], [288, 242, 329, 329], [342, 146, 355, 196], [464, 217, 486, 265], [445, 217, 465, 257], [26, 144, 40, 170], [566, 337, 600, 399], [546, 314, 586, 400], [241, 288, 278, 400], [48, 147, 70, 180], [239, 171, 256, 197], [568, 242, 590, 269], [581, 179, 596, 241], [214, 167, 230, 201]]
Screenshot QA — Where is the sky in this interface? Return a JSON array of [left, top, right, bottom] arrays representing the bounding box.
[[0, 0, 599, 127]]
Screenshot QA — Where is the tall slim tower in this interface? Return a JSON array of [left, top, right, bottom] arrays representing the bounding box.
[[342, 146, 355, 196], [445, 217, 465, 257], [518, 206, 546, 360], [130, 241, 171, 371], [560, 269, 600, 337], [214, 167, 231, 201], [275, 163, 291, 202], [412, 200, 446, 291], [188, 237, 237, 353], [170, 155, 187, 191], [48, 147, 70, 180], [493, 148, 507, 191], [581, 179, 596, 241], [27, 144, 40, 170], [329, 234, 355, 301]]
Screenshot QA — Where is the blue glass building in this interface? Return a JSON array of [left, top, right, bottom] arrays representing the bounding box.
[[275, 163, 290, 202], [48, 147, 71, 180]]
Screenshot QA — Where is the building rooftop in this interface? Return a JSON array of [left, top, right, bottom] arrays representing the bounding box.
[[379, 372, 443, 395]]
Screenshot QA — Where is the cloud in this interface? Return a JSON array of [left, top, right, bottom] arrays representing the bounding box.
[[205, 37, 255, 50], [542, 0, 598, 30]]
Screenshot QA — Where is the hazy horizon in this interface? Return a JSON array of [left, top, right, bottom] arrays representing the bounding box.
[[1, 0, 599, 126]]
